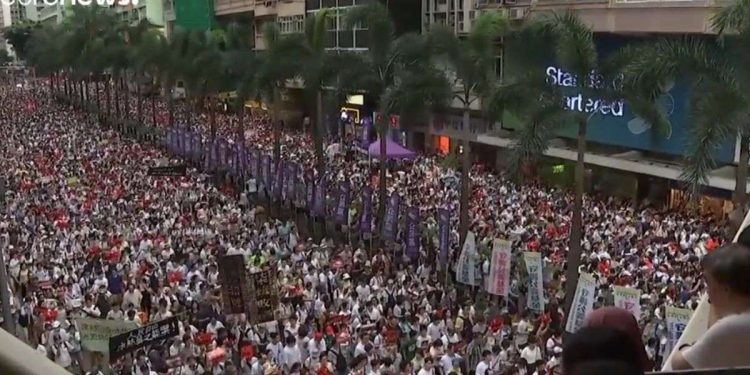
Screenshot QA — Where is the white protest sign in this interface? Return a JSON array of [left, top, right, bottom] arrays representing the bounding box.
[[664, 305, 692, 365], [486, 239, 512, 296], [613, 286, 642, 319], [565, 272, 596, 333], [524, 252, 545, 312], [456, 231, 477, 286]]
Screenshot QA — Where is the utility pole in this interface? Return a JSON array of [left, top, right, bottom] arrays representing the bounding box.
[[0, 178, 14, 334]]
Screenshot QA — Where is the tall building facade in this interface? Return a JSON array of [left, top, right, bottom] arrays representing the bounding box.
[[415, 0, 742, 212]]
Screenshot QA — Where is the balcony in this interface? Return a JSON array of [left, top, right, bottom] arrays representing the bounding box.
[[215, 0, 255, 16], [475, 0, 729, 34], [255, 0, 278, 17]]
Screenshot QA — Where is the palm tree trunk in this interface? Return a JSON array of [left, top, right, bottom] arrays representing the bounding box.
[[151, 94, 157, 127], [272, 87, 282, 164], [168, 85, 175, 128], [114, 76, 121, 118], [95, 78, 101, 121], [459, 107, 471, 245], [314, 90, 326, 176], [377, 120, 387, 240], [729, 135, 750, 238], [137, 79, 143, 124], [209, 98, 217, 141], [563, 118, 588, 319], [734, 135, 749, 207], [237, 101, 245, 144], [123, 76, 129, 120], [105, 77, 111, 120]]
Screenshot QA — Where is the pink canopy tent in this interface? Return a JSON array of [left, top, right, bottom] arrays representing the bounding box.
[[368, 138, 417, 159]]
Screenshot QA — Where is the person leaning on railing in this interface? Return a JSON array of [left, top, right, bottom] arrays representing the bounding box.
[[671, 242, 750, 370]]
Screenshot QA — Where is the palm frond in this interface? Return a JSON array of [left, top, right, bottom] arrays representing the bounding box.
[[306, 9, 332, 53], [713, 0, 750, 35], [681, 83, 746, 196], [546, 11, 598, 78], [508, 99, 577, 173], [344, 4, 395, 68]]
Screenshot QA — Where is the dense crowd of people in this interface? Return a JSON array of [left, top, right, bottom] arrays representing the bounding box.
[[0, 79, 731, 375]]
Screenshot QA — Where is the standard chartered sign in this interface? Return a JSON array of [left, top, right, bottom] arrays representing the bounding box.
[[545, 66, 625, 117]]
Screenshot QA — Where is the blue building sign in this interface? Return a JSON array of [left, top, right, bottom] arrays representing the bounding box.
[[505, 35, 735, 164]]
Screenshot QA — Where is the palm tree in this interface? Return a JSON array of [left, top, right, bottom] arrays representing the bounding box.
[[344, 3, 452, 229], [223, 23, 258, 153], [502, 12, 667, 316], [59, 6, 120, 108], [173, 29, 225, 140], [27, 24, 65, 96], [254, 23, 302, 165], [273, 10, 342, 176], [626, 0, 750, 222], [428, 12, 509, 243]]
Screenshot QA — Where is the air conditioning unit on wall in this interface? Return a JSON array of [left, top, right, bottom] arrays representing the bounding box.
[[508, 7, 525, 20]]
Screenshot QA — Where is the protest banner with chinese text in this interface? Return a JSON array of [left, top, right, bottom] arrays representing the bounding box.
[[613, 286, 642, 319], [405, 206, 420, 260], [249, 269, 279, 324], [486, 239, 512, 296], [108, 317, 179, 362], [523, 252, 545, 312], [381, 192, 401, 242], [438, 208, 450, 264], [76, 318, 138, 353], [218, 254, 250, 314], [456, 231, 477, 286], [565, 272, 596, 333], [664, 305, 692, 365]]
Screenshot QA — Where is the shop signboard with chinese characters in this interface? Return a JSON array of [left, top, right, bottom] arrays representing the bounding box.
[[249, 269, 280, 324], [109, 317, 180, 362], [503, 34, 735, 163]]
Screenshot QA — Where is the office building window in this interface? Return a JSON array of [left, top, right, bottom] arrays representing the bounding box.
[[306, 0, 320, 10], [278, 15, 304, 34]]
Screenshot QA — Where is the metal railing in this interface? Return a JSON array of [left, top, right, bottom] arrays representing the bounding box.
[[0, 328, 71, 375], [649, 368, 750, 374], [662, 208, 750, 370]]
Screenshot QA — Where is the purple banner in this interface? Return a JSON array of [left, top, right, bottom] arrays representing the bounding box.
[[287, 163, 297, 204], [229, 144, 239, 176], [167, 130, 176, 153], [196, 134, 204, 162], [262, 155, 271, 189], [306, 174, 315, 209], [359, 186, 372, 234], [174, 129, 182, 155], [438, 208, 450, 264], [273, 162, 283, 201], [361, 116, 372, 148], [219, 139, 228, 168], [381, 192, 400, 242], [177, 130, 185, 156], [281, 162, 289, 201], [335, 181, 350, 225], [249, 150, 258, 178], [406, 206, 420, 260], [314, 178, 326, 217], [181, 131, 189, 157], [209, 141, 220, 170]]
